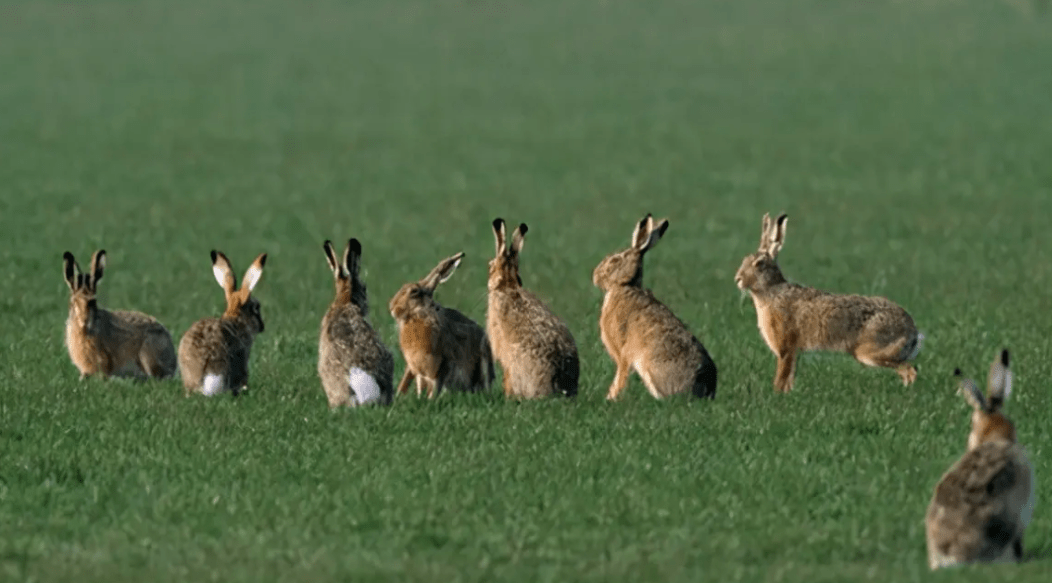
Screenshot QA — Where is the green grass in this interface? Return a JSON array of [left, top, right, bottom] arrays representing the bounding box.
[[2, 0, 1052, 581]]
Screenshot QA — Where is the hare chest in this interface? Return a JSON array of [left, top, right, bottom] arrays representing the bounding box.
[[753, 301, 781, 355]]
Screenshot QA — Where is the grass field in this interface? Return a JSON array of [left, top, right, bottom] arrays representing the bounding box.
[[2, 0, 1052, 581]]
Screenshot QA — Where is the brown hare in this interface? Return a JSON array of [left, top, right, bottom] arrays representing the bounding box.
[[63, 250, 177, 380], [389, 251, 494, 398], [178, 250, 267, 397], [487, 218, 579, 399], [318, 239, 394, 407], [926, 349, 1035, 569], [734, 213, 922, 392], [593, 214, 717, 400]]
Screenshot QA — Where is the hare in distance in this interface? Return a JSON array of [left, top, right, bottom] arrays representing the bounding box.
[[318, 238, 394, 407], [593, 214, 717, 400], [389, 251, 494, 398], [734, 213, 923, 393], [178, 250, 267, 397], [926, 349, 1035, 569], [62, 249, 177, 380], [487, 218, 579, 399]]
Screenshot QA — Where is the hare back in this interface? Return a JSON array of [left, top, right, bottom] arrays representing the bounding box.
[[178, 317, 254, 390], [762, 285, 917, 353], [926, 441, 1031, 565], [319, 303, 394, 392]]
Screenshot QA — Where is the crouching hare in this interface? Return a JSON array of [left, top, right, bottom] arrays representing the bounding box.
[[487, 218, 579, 399], [926, 350, 1035, 569], [178, 250, 267, 397], [63, 249, 177, 380], [593, 214, 717, 400], [389, 252, 494, 398], [318, 238, 394, 407], [734, 213, 923, 392]]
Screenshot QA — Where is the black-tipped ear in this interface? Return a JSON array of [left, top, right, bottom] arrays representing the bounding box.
[[344, 238, 362, 278], [88, 249, 106, 291], [323, 240, 340, 276], [63, 251, 79, 291], [511, 223, 528, 254], [492, 218, 507, 256], [1001, 349, 1009, 367], [210, 250, 219, 263], [953, 368, 962, 377]]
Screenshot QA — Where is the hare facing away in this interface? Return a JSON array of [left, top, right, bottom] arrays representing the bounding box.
[[318, 238, 394, 408], [487, 218, 579, 399], [926, 349, 1035, 569], [389, 251, 494, 398], [734, 213, 923, 393], [63, 250, 177, 380], [593, 214, 717, 400], [178, 250, 267, 397]]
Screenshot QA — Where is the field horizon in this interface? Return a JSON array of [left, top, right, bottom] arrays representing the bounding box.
[[3, 1, 1052, 581]]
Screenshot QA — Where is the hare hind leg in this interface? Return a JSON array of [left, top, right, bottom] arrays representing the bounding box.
[[853, 340, 917, 386], [606, 356, 632, 401]]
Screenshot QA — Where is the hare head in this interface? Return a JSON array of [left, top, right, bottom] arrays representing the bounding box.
[[735, 213, 788, 293], [63, 250, 107, 331], [593, 213, 668, 292], [489, 218, 527, 292], [957, 349, 1015, 451], [323, 239, 368, 315], [389, 252, 464, 322], [212, 250, 267, 333]]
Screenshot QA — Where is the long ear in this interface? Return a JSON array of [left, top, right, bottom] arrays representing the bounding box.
[[768, 213, 788, 257], [987, 349, 1012, 410], [511, 223, 528, 254], [632, 214, 652, 249], [88, 249, 106, 291], [63, 251, 81, 291], [322, 240, 345, 278], [240, 252, 267, 293], [422, 252, 465, 291], [639, 217, 669, 254], [956, 368, 988, 412], [758, 213, 772, 251], [343, 239, 362, 280], [492, 218, 507, 257], [211, 250, 237, 296]]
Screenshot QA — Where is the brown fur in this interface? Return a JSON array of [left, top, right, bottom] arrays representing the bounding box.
[[62, 250, 176, 380], [317, 238, 394, 407], [487, 219, 579, 399], [389, 252, 494, 398], [925, 350, 1035, 569], [178, 250, 267, 396], [593, 214, 717, 400], [734, 213, 922, 392]]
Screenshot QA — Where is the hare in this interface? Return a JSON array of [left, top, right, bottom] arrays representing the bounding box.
[[62, 249, 177, 380], [178, 250, 267, 397], [593, 214, 718, 400], [734, 213, 923, 393], [487, 218, 579, 399], [926, 349, 1035, 569], [318, 238, 394, 407], [389, 251, 494, 398]]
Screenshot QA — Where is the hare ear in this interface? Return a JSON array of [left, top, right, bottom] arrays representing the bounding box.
[[987, 349, 1012, 410], [343, 239, 362, 279], [322, 240, 345, 278], [241, 253, 267, 293], [492, 218, 507, 257], [956, 369, 988, 412], [211, 250, 237, 296], [88, 249, 106, 291], [632, 214, 652, 249], [639, 218, 669, 254], [511, 223, 528, 254], [423, 252, 465, 290], [63, 251, 81, 291], [768, 214, 788, 257], [758, 213, 772, 251]]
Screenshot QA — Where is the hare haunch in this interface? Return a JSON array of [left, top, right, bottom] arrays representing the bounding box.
[[926, 350, 1035, 569], [63, 249, 177, 380], [735, 213, 922, 392]]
